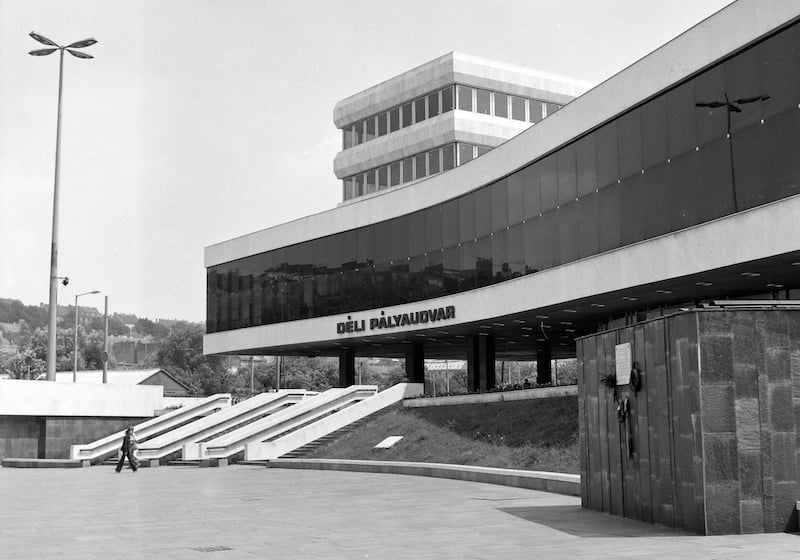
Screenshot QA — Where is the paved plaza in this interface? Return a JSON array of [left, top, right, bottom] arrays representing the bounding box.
[[1, 464, 798, 559]]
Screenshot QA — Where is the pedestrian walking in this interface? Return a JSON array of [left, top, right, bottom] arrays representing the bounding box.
[[116, 426, 139, 472]]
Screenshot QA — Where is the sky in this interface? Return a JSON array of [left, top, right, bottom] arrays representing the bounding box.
[[0, 0, 734, 322]]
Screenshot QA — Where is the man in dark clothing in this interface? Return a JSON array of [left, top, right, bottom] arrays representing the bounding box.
[[116, 426, 138, 472]]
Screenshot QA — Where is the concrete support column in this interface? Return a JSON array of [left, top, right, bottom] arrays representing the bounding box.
[[405, 342, 425, 383], [536, 346, 552, 385], [338, 347, 355, 387], [466, 334, 495, 392]]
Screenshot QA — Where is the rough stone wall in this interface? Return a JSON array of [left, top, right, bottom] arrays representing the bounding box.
[[578, 309, 800, 534], [698, 311, 800, 533]]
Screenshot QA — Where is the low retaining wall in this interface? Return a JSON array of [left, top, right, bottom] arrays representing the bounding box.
[[267, 458, 580, 496], [404, 385, 577, 408]]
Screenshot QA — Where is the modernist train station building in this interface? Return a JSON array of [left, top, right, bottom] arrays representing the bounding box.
[[205, 0, 800, 392]]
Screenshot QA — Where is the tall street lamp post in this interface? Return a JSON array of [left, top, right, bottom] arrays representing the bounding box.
[[73, 290, 100, 382], [28, 32, 97, 381]]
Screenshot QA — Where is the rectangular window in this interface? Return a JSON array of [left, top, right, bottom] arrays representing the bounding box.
[[390, 162, 401, 186], [402, 157, 413, 183], [365, 117, 376, 142], [441, 86, 454, 112], [415, 153, 427, 179], [378, 166, 388, 189], [402, 102, 413, 128], [344, 178, 355, 200], [354, 121, 364, 144], [545, 102, 561, 117], [365, 170, 377, 194], [389, 107, 400, 132], [415, 97, 426, 123], [443, 144, 455, 171], [529, 100, 543, 123], [494, 93, 508, 118], [428, 91, 439, 117], [458, 143, 474, 165], [476, 89, 491, 115], [428, 148, 441, 175], [378, 112, 388, 136], [511, 96, 525, 121], [343, 126, 354, 149], [355, 174, 365, 197], [457, 85, 473, 111]]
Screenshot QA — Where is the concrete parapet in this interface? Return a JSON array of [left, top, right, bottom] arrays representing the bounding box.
[[267, 458, 579, 496], [404, 385, 577, 408]]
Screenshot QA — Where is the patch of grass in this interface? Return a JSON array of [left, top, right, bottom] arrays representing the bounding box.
[[308, 396, 579, 474]]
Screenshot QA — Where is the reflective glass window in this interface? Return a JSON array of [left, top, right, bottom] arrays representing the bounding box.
[[391, 217, 408, 262], [476, 89, 491, 115], [442, 200, 459, 247], [666, 81, 696, 156], [577, 190, 600, 259], [378, 166, 388, 189], [595, 120, 618, 188], [442, 144, 455, 171], [415, 97, 426, 123], [428, 91, 440, 117], [759, 24, 800, 120], [457, 85, 473, 111], [442, 86, 454, 112], [458, 193, 476, 242], [557, 144, 577, 206], [458, 143, 474, 165], [365, 117, 376, 142], [475, 236, 493, 287], [576, 134, 597, 197], [694, 65, 728, 146], [725, 48, 762, 133], [617, 110, 642, 178], [539, 155, 558, 213], [475, 187, 492, 238], [390, 162, 401, 186], [402, 157, 413, 183], [511, 96, 526, 121], [520, 163, 541, 219], [491, 178, 508, 232], [408, 212, 425, 257], [641, 96, 669, 168], [476, 146, 491, 156], [545, 102, 561, 117], [495, 93, 509, 118], [389, 107, 400, 132], [378, 112, 388, 136], [507, 223, 524, 277], [415, 153, 427, 179], [425, 206, 442, 253], [558, 201, 579, 264], [402, 102, 413, 128], [529, 100, 543, 123], [492, 229, 509, 282], [507, 169, 524, 226], [428, 148, 441, 175]]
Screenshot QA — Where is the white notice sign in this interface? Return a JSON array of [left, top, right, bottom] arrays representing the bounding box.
[[615, 343, 632, 385]]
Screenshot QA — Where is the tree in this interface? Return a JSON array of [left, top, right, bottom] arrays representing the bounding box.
[[154, 322, 228, 395], [0, 351, 45, 379], [135, 318, 170, 339]]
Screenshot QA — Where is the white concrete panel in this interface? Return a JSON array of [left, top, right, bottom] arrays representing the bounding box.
[[206, 1, 800, 268], [333, 52, 591, 127], [204, 195, 800, 355], [0, 379, 163, 417]]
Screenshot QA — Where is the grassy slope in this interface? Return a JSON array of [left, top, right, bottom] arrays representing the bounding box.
[[309, 395, 580, 474]]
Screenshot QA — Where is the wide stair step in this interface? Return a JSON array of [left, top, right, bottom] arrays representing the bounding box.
[[277, 402, 401, 459]]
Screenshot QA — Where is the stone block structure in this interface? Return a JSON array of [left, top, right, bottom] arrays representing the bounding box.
[[577, 309, 800, 534]]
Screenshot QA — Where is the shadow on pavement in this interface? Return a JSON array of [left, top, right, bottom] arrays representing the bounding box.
[[498, 505, 693, 538]]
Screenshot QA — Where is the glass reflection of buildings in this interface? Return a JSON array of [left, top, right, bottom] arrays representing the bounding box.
[[208, 20, 800, 335]]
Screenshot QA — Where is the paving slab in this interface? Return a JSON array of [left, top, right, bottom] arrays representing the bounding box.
[[1, 464, 798, 559]]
